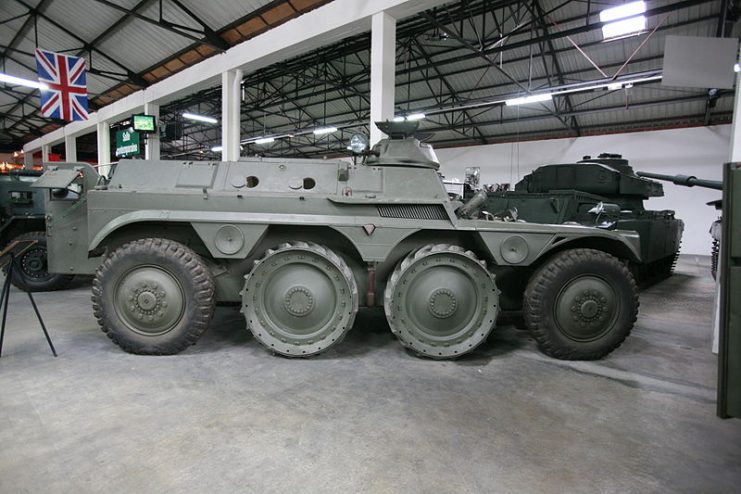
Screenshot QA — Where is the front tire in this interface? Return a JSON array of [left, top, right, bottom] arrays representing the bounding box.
[[7, 231, 74, 292], [92, 238, 215, 355], [523, 248, 638, 360]]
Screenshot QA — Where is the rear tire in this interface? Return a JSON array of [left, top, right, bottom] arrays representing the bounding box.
[[92, 238, 215, 355], [7, 231, 74, 292], [523, 248, 638, 360]]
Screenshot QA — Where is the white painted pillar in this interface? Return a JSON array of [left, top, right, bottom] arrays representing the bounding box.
[[222, 69, 243, 161], [144, 102, 161, 160], [64, 133, 77, 162], [369, 11, 396, 146], [97, 120, 111, 177], [23, 150, 33, 168], [41, 144, 50, 163]]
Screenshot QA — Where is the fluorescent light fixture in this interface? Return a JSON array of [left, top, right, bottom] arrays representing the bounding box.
[[505, 93, 553, 106], [182, 112, 218, 124], [735, 63, 740, 73], [211, 145, 222, 152], [313, 126, 337, 135], [406, 113, 426, 121], [600, 1, 646, 39], [600, 1, 645, 22], [0, 72, 48, 90], [607, 82, 623, 91], [254, 137, 275, 145], [392, 116, 405, 122]]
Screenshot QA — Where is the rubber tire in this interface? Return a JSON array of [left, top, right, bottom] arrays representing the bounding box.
[[523, 248, 638, 360], [92, 238, 215, 355], [7, 231, 74, 292]]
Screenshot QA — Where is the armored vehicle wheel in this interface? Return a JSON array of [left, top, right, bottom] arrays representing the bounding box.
[[7, 231, 74, 292], [384, 244, 499, 359], [523, 248, 638, 360], [242, 242, 358, 357], [92, 238, 215, 355]]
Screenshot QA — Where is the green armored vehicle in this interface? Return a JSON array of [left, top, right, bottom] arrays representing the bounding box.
[[0, 167, 73, 291], [637, 171, 723, 279], [473, 153, 684, 282], [35, 123, 642, 360]]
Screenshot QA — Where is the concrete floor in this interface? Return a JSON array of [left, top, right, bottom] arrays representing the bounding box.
[[0, 256, 740, 493]]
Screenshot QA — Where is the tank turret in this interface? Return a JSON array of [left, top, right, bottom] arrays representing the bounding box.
[[515, 153, 664, 211]]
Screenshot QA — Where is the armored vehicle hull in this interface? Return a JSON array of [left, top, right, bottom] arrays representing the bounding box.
[[477, 154, 683, 281], [0, 169, 73, 291], [36, 130, 644, 361]]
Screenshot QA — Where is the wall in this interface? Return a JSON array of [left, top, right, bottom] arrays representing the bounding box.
[[435, 125, 731, 255]]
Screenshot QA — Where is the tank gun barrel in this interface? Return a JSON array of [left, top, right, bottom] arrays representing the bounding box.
[[636, 171, 722, 190]]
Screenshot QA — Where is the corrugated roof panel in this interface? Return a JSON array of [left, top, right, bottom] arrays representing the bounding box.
[[42, 0, 125, 44], [177, 0, 276, 32], [95, 18, 194, 73]]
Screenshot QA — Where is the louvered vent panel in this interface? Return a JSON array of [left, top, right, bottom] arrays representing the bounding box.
[[376, 204, 448, 220]]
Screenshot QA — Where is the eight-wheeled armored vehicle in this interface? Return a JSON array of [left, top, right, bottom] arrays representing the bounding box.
[[35, 123, 642, 360], [472, 153, 684, 282], [0, 166, 73, 291]]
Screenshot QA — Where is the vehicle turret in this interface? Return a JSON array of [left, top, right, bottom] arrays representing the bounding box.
[[515, 153, 664, 211]]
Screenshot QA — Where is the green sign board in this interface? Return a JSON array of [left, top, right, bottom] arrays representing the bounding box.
[[115, 129, 140, 158]]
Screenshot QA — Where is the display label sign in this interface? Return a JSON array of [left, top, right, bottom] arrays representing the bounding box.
[[115, 129, 140, 158]]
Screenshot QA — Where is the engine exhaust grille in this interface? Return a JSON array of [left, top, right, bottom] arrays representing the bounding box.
[[377, 204, 448, 220]]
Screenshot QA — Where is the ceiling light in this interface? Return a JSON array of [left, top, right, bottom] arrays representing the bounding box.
[[0, 72, 48, 90], [211, 145, 222, 152], [313, 126, 337, 135], [254, 137, 275, 145], [505, 93, 553, 106], [406, 113, 426, 121], [600, 1, 646, 40], [735, 63, 740, 73], [607, 82, 623, 91], [392, 116, 405, 122], [182, 112, 218, 124]]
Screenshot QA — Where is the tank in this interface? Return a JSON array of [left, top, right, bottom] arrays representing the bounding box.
[[636, 171, 723, 279], [0, 166, 73, 291], [35, 122, 646, 361], [475, 153, 684, 282]]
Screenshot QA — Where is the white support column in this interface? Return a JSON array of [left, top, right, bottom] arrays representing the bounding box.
[[23, 150, 33, 168], [97, 120, 111, 177], [64, 133, 77, 162], [144, 102, 161, 160], [369, 11, 396, 146], [41, 144, 50, 164], [221, 69, 243, 161]]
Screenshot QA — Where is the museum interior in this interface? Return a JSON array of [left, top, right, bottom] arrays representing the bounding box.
[[0, 0, 740, 492]]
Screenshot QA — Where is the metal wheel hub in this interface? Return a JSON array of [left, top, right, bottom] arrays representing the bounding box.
[[114, 266, 185, 336], [384, 245, 499, 358], [428, 288, 458, 319], [555, 277, 618, 341], [283, 286, 315, 317], [242, 243, 358, 357], [21, 248, 48, 279]]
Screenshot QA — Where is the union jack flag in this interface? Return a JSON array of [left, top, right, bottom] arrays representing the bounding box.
[[35, 48, 89, 122]]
